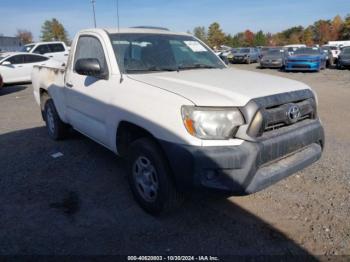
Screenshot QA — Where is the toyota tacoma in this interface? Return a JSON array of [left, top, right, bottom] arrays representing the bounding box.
[[32, 27, 324, 215]]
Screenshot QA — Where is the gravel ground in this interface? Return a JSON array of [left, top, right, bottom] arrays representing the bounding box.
[[0, 65, 349, 258]]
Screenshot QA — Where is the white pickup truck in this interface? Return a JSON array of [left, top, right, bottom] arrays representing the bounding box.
[[21, 41, 69, 63], [32, 27, 324, 215]]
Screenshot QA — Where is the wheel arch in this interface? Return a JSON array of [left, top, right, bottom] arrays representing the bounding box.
[[116, 121, 163, 157]]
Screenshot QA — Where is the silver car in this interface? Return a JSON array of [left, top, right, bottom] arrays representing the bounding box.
[[260, 49, 286, 69], [231, 47, 260, 64]]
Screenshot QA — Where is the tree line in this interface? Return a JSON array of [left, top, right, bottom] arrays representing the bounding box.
[[15, 18, 70, 45], [191, 14, 350, 48], [13, 14, 350, 48]]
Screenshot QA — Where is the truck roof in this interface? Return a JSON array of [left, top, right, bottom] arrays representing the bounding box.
[[24, 41, 66, 46], [81, 27, 190, 36]]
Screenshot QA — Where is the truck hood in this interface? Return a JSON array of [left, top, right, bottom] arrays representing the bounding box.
[[127, 68, 310, 107]]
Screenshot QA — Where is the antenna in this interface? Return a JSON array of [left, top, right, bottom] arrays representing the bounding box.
[[91, 0, 97, 28], [116, 0, 120, 32], [116, 0, 124, 83]]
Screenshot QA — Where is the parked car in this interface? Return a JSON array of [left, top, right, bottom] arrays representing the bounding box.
[[227, 48, 239, 63], [285, 47, 327, 72], [320, 46, 335, 67], [0, 52, 61, 86], [337, 47, 350, 69], [260, 49, 286, 69], [231, 47, 259, 64], [32, 27, 324, 215], [19, 41, 69, 63], [321, 45, 340, 64]]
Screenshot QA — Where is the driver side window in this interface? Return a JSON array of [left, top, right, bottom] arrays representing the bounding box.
[[73, 36, 108, 74]]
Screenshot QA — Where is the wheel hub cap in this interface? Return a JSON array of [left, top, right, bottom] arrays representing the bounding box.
[[133, 156, 159, 202]]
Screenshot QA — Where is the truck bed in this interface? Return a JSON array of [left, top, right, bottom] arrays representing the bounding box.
[[32, 65, 66, 106]]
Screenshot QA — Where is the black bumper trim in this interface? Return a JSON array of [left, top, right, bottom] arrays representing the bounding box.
[[159, 120, 324, 195]]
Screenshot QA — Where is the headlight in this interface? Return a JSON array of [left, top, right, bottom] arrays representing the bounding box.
[[181, 106, 245, 140]]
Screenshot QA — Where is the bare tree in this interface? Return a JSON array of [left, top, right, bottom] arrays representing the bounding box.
[[16, 29, 33, 44]]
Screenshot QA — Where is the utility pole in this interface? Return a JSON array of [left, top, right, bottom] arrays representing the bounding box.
[[91, 0, 97, 28]]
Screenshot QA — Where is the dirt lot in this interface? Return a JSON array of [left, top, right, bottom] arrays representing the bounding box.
[[0, 65, 349, 257]]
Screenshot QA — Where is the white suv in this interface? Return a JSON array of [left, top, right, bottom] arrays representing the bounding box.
[[20, 41, 69, 63]]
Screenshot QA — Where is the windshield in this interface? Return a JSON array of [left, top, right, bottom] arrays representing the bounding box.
[[294, 48, 321, 55], [266, 49, 283, 56], [19, 44, 35, 52], [238, 48, 250, 53], [109, 33, 225, 73]]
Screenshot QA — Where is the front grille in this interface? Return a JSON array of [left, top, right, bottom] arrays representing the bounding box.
[[292, 64, 310, 68], [291, 60, 309, 63], [246, 97, 317, 137], [263, 98, 316, 132]]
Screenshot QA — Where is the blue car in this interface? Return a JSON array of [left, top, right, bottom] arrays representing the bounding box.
[[285, 47, 327, 72]]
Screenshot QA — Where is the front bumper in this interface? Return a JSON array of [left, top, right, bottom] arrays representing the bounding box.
[[260, 61, 283, 68], [285, 61, 321, 71], [339, 60, 350, 67], [160, 119, 324, 195], [232, 57, 249, 63]]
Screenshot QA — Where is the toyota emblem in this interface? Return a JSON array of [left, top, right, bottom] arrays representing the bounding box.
[[287, 104, 301, 123]]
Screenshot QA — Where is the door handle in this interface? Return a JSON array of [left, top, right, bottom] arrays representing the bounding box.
[[66, 82, 74, 88], [49, 56, 53, 58]]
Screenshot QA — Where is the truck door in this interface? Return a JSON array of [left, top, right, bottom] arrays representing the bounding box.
[[64, 34, 113, 146]]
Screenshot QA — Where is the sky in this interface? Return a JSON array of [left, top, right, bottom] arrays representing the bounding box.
[[0, 0, 349, 40]]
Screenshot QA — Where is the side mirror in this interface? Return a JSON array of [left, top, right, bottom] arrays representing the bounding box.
[[2, 61, 11, 66], [75, 58, 107, 79]]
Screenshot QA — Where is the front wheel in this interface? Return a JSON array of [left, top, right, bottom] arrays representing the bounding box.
[[127, 138, 184, 215], [44, 99, 69, 140]]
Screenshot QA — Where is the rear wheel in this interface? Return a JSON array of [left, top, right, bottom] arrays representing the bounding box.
[[127, 138, 184, 215], [44, 99, 69, 140]]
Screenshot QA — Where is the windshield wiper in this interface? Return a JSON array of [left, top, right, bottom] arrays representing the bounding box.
[[178, 63, 217, 70], [126, 66, 178, 73]]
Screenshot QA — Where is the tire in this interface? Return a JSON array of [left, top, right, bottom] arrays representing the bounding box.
[[127, 137, 184, 215], [44, 99, 69, 140], [0, 74, 3, 89]]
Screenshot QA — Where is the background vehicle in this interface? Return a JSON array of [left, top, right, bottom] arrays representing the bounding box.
[[19, 41, 69, 63], [337, 47, 350, 69], [231, 47, 259, 64], [328, 40, 350, 48], [321, 46, 336, 67], [285, 47, 327, 72], [260, 49, 286, 69], [322, 45, 341, 63], [227, 48, 239, 63], [32, 27, 324, 215], [0, 52, 61, 85]]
